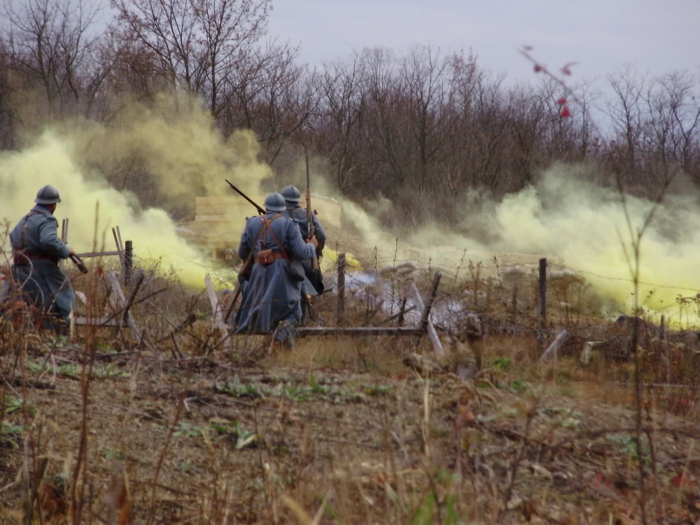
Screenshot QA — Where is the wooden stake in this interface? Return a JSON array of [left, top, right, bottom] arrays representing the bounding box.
[[540, 329, 569, 363], [124, 240, 133, 286], [538, 258, 547, 352], [337, 253, 346, 324], [61, 218, 69, 243], [409, 274, 444, 358], [112, 227, 124, 269], [105, 271, 148, 349], [396, 297, 409, 327]]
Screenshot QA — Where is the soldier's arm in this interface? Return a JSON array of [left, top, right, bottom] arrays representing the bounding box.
[[38, 219, 70, 259], [286, 221, 315, 261], [313, 214, 326, 253]]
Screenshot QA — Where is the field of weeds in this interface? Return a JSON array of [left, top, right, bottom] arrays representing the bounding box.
[[2, 257, 700, 524]]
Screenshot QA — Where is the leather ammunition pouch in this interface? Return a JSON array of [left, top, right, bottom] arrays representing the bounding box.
[[254, 250, 285, 265]]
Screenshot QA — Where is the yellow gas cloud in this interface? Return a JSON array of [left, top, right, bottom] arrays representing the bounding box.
[[298, 157, 700, 322], [490, 164, 700, 320], [72, 93, 271, 209], [0, 132, 220, 288], [0, 92, 274, 289]]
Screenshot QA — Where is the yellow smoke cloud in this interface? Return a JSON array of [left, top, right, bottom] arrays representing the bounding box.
[[296, 157, 700, 322], [0, 132, 222, 288], [489, 164, 700, 320], [70, 93, 271, 210], [0, 93, 273, 289]]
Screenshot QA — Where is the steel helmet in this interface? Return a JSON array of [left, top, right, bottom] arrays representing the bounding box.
[[264, 192, 286, 212], [281, 185, 301, 204], [34, 185, 61, 205]]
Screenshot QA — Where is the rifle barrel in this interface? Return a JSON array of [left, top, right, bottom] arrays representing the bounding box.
[[303, 144, 315, 238], [225, 179, 265, 215], [70, 255, 89, 274]]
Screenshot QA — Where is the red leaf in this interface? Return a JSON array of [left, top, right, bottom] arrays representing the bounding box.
[[98, 267, 104, 277], [556, 97, 567, 106], [560, 106, 571, 118], [459, 406, 476, 424], [523, 45, 533, 51], [672, 473, 692, 488], [561, 62, 577, 76], [534, 64, 543, 73]]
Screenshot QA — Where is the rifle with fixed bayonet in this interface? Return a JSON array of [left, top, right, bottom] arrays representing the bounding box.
[[225, 179, 265, 215], [303, 144, 319, 271]]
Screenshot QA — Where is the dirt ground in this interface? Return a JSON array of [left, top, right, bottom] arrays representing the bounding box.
[[3, 330, 700, 524]]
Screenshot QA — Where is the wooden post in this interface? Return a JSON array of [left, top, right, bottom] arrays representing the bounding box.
[[661, 314, 670, 383], [124, 240, 133, 286], [61, 218, 69, 243], [511, 285, 518, 320], [106, 271, 146, 347], [409, 275, 444, 358], [418, 272, 442, 336], [60, 218, 69, 270], [539, 329, 569, 363], [337, 253, 346, 324], [112, 227, 124, 270], [538, 258, 547, 352], [397, 297, 408, 327], [123, 271, 144, 322]]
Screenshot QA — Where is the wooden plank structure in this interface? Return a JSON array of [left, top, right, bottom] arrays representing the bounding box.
[[67, 224, 140, 330]]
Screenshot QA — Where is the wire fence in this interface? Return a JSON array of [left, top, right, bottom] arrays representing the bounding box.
[[339, 251, 700, 295]]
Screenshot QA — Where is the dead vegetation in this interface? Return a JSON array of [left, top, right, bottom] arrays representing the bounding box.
[[2, 247, 700, 524]]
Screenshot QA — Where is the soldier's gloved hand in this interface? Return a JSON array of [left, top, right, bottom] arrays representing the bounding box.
[[68, 247, 76, 257], [307, 236, 319, 248]]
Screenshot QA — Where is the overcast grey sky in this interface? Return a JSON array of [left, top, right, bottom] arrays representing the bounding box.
[[268, 0, 700, 83]]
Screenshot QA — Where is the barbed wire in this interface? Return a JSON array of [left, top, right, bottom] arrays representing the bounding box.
[[335, 252, 700, 296]]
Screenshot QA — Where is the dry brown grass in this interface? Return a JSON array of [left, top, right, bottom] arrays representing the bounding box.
[[2, 249, 700, 524]]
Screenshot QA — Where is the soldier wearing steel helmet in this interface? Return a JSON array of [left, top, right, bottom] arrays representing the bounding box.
[[6, 185, 77, 333], [281, 185, 326, 321], [235, 192, 318, 350]]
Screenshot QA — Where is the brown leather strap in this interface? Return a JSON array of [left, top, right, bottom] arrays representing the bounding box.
[[264, 219, 291, 262], [241, 214, 285, 270], [258, 214, 290, 261], [12, 250, 58, 265], [254, 252, 286, 264]]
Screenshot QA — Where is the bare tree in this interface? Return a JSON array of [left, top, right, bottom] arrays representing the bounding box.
[[112, 0, 272, 115], [314, 54, 366, 192], [2, 0, 106, 120], [606, 67, 647, 178]]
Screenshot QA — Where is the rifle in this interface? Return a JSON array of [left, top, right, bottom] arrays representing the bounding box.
[[225, 179, 265, 215], [303, 144, 320, 271], [70, 254, 88, 274]]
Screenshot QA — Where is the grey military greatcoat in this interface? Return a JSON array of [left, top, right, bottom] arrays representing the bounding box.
[[8, 204, 75, 330], [235, 212, 315, 343]]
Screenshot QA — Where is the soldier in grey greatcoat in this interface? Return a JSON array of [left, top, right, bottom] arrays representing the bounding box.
[[6, 185, 76, 333], [281, 186, 326, 321], [235, 192, 317, 350]]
